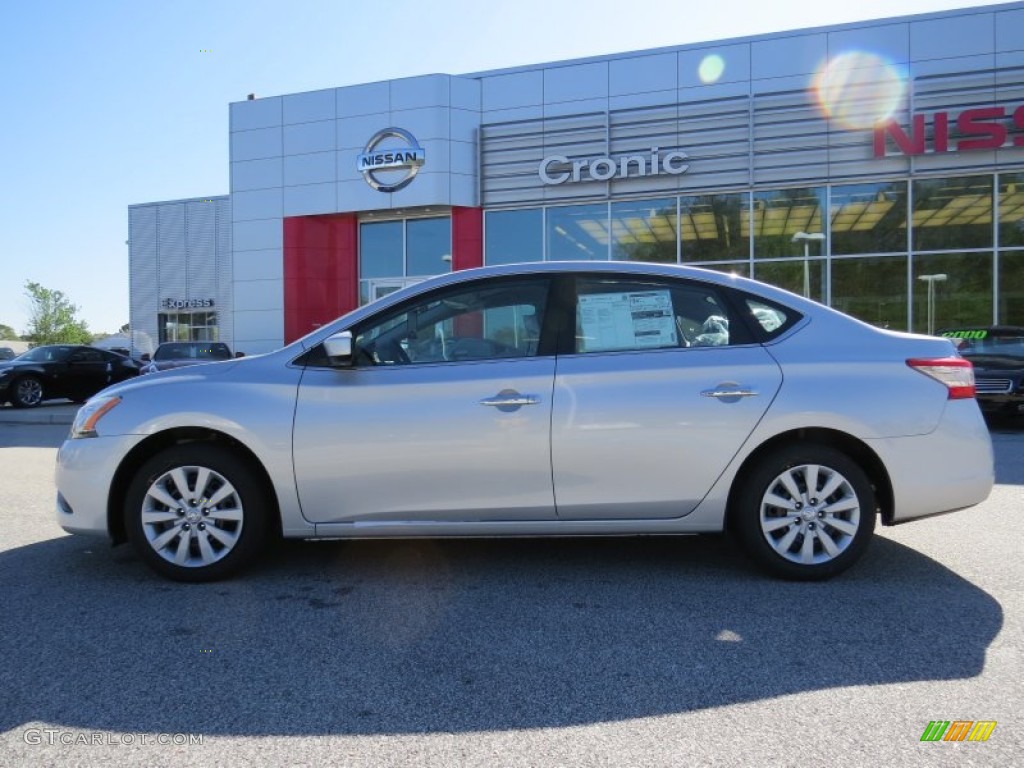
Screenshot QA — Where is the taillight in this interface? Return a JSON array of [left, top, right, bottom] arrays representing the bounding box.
[[906, 357, 975, 399]]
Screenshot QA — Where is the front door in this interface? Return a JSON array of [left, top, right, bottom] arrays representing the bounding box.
[[293, 276, 557, 525]]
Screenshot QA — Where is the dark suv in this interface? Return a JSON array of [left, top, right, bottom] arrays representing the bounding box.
[[941, 326, 1024, 417], [141, 342, 234, 374]]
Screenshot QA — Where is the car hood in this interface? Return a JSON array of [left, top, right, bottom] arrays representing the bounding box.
[[0, 360, 34, 373], [146, 358, 231, 371], [105, 359, 240, 396]]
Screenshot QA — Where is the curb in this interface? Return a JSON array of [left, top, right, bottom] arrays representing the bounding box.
[[0, 407, 79, 426]]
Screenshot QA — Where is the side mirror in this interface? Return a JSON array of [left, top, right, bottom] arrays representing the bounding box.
[[234, 351, 245, 358], [323, 331, 353, 364], [140, 353, 151, 362]]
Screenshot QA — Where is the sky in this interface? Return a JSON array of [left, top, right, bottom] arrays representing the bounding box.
[[0, 0, 1006, 335]]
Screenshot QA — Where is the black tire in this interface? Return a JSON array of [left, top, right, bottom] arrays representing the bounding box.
[[11, 376, 44, 408], [124, 443, 272, 582], [731, 444, 876, 581]]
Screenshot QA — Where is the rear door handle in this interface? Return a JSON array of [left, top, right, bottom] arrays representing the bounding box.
[[701, 386, 759, 399], [479, 391, 540, 407]]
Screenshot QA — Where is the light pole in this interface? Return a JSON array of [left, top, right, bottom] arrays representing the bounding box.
[[791, 231, 825, 298], [917, 273, 947, 335]]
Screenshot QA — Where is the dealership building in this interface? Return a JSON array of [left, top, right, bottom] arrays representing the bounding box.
[[128, 1, 1024, 355]]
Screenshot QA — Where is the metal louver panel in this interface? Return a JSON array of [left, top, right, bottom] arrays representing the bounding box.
[[129, 206, 159, 352], [157, 204, 187, 299]]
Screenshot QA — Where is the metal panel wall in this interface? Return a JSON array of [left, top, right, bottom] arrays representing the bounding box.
[[128, 196, 233, 355]]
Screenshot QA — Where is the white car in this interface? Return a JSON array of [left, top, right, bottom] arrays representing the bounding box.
[[56, 262, 994, 582]]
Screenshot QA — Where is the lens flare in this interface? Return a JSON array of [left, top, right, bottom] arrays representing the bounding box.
[[814, 51, 906, 130], [698, 54, 726, 84]]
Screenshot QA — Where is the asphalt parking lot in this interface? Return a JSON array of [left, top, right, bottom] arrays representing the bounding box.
[[0, 414, 1021, 767]]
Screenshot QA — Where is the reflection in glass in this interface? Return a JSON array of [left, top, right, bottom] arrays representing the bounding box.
[[680, 193, 747, 261], [610, 198, 677, 262], [750, 187, 826, 258], [911, 252, 993, 333], [831, 255, 907, 330], [695, 261, 750, 278], [830, 181, 908, 255], [359, 221, 403, 279], [998, 173, 1024, 248], [998, 251, 1024, 325], [753, 259, 826, 303], [485, 209, 543, 265], [406, 217, 452, 276], [912, 176, 993, 251], [547, 203, 609, 260]]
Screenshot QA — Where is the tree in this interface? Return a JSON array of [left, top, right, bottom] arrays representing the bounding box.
[[24, 281, 92, 345], [0, 323, 17, 340]]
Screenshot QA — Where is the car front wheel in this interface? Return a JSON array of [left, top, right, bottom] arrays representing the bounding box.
[[732, 444, 876, 580], [12, 376, 44, 408], [124, 444, 271, 582]]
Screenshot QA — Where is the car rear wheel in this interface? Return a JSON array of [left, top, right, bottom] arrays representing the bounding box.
[[732, 444, 876, 580], [124, 444, 271, 582], [11, 376, 44, 408]]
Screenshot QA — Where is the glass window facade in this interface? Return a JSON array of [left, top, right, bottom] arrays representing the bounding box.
[[485, 209, 543, 265], [547, 203, 609, 260], [751, 187, 826, 259], [359, 216, 451, 305], [158, 311, 219, 343], [830, 181, 908, 255], [609, 198, 677, 263], [680, 193, 746, 262], [912, 175, 992, 251], [479, 172, 1024, 333]]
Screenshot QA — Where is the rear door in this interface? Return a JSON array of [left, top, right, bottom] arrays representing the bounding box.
[[64, 348, 109, 398], [551, 274, 783, 520]]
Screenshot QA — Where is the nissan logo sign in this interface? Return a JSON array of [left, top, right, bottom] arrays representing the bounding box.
[[357, 127, 426, 192]]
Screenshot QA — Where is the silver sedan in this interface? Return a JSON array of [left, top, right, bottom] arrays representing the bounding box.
[[56, 262, 994, 582]]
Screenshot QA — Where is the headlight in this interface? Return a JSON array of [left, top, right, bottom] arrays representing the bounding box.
[[70, 396, 122, 438]]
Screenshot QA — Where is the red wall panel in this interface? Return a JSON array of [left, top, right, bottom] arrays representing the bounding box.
[[451, 206, 483, 272], [283, 207, 483, 345], [283, 214, 358, 343]]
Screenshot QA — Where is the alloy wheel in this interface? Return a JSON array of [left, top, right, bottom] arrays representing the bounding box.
[[758, 463, 861, 565], [140, 465, 245, 568]]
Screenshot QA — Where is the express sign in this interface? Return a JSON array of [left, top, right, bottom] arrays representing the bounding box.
[[874, 106, 1024, 156], [163, 298, 215, 309]]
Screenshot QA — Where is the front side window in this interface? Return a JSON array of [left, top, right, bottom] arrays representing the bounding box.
[[573, 277, 744, 354], [353, 278, 550, 366]]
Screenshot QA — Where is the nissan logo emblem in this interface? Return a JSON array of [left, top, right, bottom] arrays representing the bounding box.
[[356, 127, 426, 192]]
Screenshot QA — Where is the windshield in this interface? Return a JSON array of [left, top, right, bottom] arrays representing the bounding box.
[[958, 337, 1024, 360], [153, 343, 232, 361]]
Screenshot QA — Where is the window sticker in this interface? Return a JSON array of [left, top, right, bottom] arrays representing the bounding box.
[[578, 290, 678, 352]]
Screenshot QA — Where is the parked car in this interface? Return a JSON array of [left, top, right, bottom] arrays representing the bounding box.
[[141, 341, 233, 373], [0, 346, 16, 361], [56, 262, 993, 583], [940, 326, 1024, 417], [0, 344, 141, 408]]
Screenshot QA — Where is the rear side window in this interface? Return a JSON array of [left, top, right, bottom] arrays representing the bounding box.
[[573, 276, 749, 354], [743, 296, 801, 340]]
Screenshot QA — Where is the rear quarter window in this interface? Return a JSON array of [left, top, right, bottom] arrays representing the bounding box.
[[742, 296, 802, 340]]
